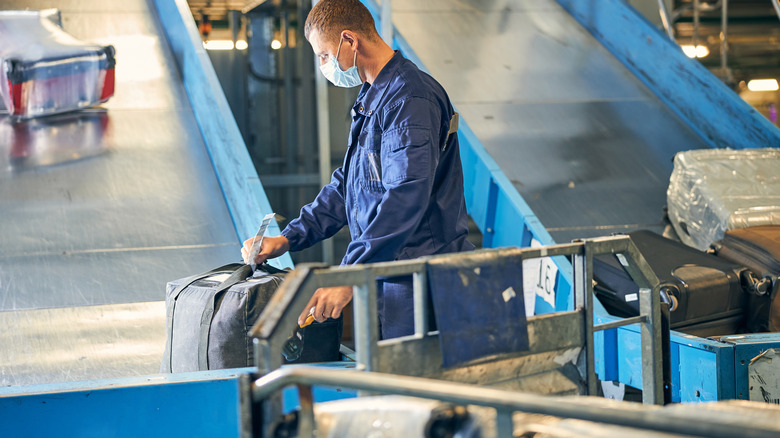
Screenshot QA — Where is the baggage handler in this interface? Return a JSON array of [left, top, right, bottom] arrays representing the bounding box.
[[242, 0, 473, 339]]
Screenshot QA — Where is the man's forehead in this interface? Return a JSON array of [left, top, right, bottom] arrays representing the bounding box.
[[308, 28, 339, 54]]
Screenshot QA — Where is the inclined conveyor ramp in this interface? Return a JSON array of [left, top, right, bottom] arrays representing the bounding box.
[[0, 0, 286, 385]]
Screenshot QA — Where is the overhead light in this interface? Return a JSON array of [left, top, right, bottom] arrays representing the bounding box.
[[235, 40, 248, 50], [681, 45, 709, 58], [271, 39, 282, 50], [203, 40, 234, 50], [747, 79, 779, 92]]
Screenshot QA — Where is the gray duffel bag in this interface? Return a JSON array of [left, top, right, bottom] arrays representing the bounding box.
[[161, 263, 343, 373], [161, 263, 283, 373]]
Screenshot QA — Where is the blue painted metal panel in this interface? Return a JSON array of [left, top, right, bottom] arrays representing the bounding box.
[[616, 327, 645, 390], [555, 0, 780, 150], [719, 334, 780, 401], [594, 329, 619, 381], [2, 365, 358, 436], [1, 369, 246, 438], [282, 386, 359, 413], [151, 0, 292, 269], [677, 343, 733, 402], [670, 339, 681, 403], [594, 299, 738, 403]]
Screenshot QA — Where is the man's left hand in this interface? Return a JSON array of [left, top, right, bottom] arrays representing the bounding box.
[[299, 286, 353, 325]]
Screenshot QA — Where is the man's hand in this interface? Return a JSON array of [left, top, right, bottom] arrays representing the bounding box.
[[299, 286, 353, 325], [241, 235, 290, 265]]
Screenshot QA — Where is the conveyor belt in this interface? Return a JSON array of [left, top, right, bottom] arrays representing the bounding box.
[[0, 0, 240, 384], [392, 0, 710, 243]]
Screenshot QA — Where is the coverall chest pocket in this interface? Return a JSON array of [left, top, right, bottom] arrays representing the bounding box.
[[358, 131, 384, 192]]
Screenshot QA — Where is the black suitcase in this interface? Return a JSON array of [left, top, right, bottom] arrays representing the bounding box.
[[712, 225, 780, 332], [593, 230, 751, 337], [162, 263, 342, 373]]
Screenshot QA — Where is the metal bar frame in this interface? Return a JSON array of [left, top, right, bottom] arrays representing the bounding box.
[[720, 0, 729, 75], [657, 0, 675, 40], [251, 235, 665, 435], [250, 366, 780, 438]]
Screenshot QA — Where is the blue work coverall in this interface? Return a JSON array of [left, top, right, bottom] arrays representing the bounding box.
[[281, 51, 474, 339]]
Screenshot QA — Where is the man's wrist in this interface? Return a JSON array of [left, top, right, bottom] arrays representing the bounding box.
[[280, 227, 300, 252]]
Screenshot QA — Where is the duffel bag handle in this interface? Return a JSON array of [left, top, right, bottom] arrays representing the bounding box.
[[216, 264, 253, 293], [215, 263, 286, 293], [170, 263, 244, 301]]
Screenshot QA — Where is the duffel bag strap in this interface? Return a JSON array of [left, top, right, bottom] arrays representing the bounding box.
[[192, 263, 285, 370], [198, 264, 254, 369], [216, 264, 254, 293], [164, 262, 244, 373], [171, 263, 244, 301], [198, 295, 217, 370]]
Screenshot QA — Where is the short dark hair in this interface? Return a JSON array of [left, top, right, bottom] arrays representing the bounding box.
[[305, 0, 378, 43]]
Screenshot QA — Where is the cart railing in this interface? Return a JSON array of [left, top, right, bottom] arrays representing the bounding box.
[[250, 236, 664, 409]]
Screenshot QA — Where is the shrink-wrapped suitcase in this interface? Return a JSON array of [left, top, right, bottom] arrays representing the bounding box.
[[713, 225, 780, 332], [270, 396, 488, 438], [0, 9, 115, 118], [161, 263, 342, 373], [667, 148, 780, 251], [593, 230, 755, 336]]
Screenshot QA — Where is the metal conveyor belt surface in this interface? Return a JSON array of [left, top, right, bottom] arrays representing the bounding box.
[[0, 0, 240, 385], [391, 0, 710, 243]]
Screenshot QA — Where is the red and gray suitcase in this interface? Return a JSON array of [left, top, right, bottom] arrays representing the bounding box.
[[0, 9, 115, 118], [712, 225, 780, 332], [593, 230, 756, 337]]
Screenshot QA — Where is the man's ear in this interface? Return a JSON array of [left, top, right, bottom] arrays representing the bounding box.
[[341, 30, 359, 50]]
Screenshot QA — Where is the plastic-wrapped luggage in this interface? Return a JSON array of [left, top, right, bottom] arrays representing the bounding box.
[[0, 9, 115, 118], [162, 263, 342, 373], [667, 148, 780, 251], [270, 396, 488, 438], [593, 230, 753, 336]]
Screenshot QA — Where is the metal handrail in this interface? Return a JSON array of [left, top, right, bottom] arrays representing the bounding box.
[[250, 366, 780, 438], [658, 0, 676, 40]]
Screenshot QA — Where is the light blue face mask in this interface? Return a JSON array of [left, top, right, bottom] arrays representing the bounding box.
[[320, 36, 362, 88]]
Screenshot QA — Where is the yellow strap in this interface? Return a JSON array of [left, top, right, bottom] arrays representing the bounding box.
[[444, 112, 459, 150]]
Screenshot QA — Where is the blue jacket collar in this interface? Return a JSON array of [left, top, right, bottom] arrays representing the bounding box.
[[353, 51, 404, 118]]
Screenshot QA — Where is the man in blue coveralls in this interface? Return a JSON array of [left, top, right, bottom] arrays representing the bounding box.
[[242, 0, 474, 339]]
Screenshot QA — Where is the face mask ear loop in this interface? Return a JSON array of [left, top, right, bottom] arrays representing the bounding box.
[[335, 36, 343, 61], [352, 47, 357, 68]]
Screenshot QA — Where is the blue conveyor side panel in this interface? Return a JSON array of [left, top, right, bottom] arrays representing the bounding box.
[[556, 0, 780, 150], [0, 365, 357, 436], [152, 0, 292, 269], [0, 370, 244, 437]]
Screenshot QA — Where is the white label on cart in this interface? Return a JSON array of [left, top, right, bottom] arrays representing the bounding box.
[[502, 287, 517, 303], [522, 238, 558, 315], [625, 293, 638, 302]]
